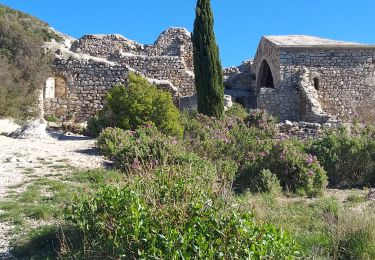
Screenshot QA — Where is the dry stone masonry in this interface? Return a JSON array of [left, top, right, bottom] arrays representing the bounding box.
[[43, 28, 195, 122], [43, 30, 375, 124], [223, 60, 257, 109], [253, 35, 375, 123]]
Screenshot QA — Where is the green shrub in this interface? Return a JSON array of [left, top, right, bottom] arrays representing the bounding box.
[[225, 102, 248, 120], [44, 115, 57, 123], [67, 183, 299, 259], [237, 140, 328, 196], [310, 126, 375, 188], [87, 73, 183, 137], [97, 126, 184, 172], [85, 114, 110, 137], [0, 5, 53, 120], [247, 110, 279, 137], [251, 169, 282, 194], [181, 111, 276, 163]]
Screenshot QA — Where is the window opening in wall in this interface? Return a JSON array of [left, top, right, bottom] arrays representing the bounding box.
[[45, 77, 55, 98], [313, 78, 319, 91], [45, 75, 68, 99]]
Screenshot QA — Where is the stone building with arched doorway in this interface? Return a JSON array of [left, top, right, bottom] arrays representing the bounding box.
[[252, 35, 375, 123]]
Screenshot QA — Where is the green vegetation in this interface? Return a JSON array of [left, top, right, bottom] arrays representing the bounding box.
[[44, 115, 58, 123], [97, 126, 184, 172], [87, 73, 183, 137], [238, 193, 375, 259], [1, 3, 374, 258], [310, 126, 375, 188], [0, 167, 126, 258], [2, 107, 375, 258], [0, 4, 61, 120], [68, 172, 299, 259], [237, 139, 328, 196], [192, 0, 224, 118]]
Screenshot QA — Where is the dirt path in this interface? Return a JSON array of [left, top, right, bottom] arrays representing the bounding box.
[[0, 132, 106, 258]]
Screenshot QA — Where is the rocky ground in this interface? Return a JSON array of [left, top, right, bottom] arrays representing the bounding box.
[[0, 131, 106, 258]]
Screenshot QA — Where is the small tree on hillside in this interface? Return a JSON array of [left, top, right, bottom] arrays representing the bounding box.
[[192, 0, 224, 118]]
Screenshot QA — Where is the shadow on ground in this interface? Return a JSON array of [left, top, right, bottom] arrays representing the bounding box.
[[48, 131, 93, 141]]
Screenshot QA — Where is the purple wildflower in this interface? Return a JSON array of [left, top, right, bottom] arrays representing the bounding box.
[[306, 154, 315, 165]]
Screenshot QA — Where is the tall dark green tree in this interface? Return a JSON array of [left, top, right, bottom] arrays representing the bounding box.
[[192, 0, 224, 118]]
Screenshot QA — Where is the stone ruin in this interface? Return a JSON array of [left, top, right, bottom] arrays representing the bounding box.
[[43, 27, 195, 122], [256, 35, 375, 123], [43, 29, 375, 124]]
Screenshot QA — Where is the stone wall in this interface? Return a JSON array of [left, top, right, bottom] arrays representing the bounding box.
[[116, 54, 195, 97], [70, 27, 193, 72], [44, 55, 129, 121], [279, 47, 375, 121], [223, 60, 257, 108], [43, 27, 195, 122], [254, 37, 375, 123]]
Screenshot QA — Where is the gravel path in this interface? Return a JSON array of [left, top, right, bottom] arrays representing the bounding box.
[[0, 132, 106, 258]]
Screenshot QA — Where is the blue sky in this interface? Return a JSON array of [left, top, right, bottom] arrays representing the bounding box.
[[1, 0, 375, 67]]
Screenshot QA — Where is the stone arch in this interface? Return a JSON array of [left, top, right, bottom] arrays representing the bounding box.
[[257, 59, 274, 89]]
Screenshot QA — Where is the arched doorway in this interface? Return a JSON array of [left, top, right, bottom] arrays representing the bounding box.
[[257, 60, 274, 89]]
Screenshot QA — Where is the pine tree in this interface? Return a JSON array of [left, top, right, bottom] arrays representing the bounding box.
[[192, 0, 224, 118]]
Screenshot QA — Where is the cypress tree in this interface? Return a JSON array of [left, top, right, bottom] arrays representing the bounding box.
[[192, 0, 224, 118]]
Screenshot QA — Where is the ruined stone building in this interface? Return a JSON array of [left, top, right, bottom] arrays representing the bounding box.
[[44, 28, 375, 124], [43, 27, 195, 122], [227, 35, 375, 123]]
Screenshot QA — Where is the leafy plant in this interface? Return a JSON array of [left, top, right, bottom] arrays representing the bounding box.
[[97, 126, 184, 172], [237, 139, 328, 196], [310, 126, 375, 188], [67, 184, 300, 259], [87, 73, 183, 137], [251, 169, 282, 194]]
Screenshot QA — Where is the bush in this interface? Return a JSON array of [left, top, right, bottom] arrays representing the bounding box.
[[67, 133, 300, 258], [0, 4, 60, 120], [310, 126, 375, 188], [247, 110, 279, 137], [97, 126, 184, 172], [66, 165, 300, 259], [237, 140, 328, 196], [87, 73, 183, 137], [86, 114, 110, 137], [225, 102, 248, 120], [181, 111, 277, 163], [251, 169, 282, 194]]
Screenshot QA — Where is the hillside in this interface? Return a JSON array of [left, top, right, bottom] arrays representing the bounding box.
[[0, 4, 61, 120]]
